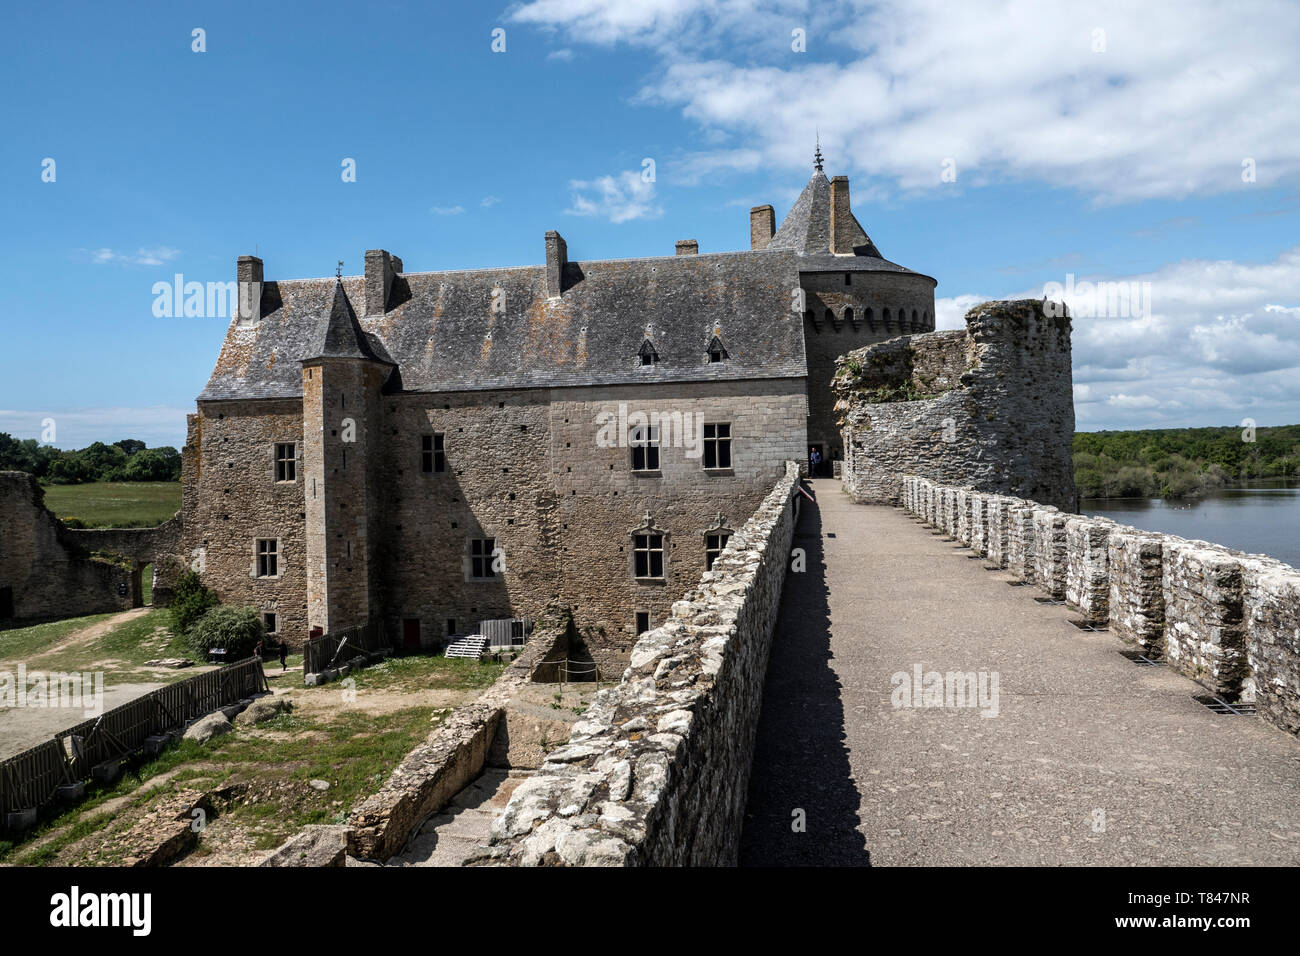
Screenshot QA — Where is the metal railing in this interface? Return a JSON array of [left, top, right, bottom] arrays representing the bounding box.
[[302, 620, 387, 675]]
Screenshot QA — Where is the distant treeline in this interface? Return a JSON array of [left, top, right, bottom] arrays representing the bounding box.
[[0, 433, 181, 484], [1074, 425, 1300, 499]]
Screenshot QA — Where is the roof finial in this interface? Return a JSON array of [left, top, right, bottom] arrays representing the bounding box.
[[814, 132, 824, 172], [336, 260, 343, 280]]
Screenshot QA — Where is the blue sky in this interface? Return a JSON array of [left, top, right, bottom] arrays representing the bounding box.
[[2, 0, 1298, 449]]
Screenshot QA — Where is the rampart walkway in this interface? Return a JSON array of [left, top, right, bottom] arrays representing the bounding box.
[[740, 480, 1300, 865]]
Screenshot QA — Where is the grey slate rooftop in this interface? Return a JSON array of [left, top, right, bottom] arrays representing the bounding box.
[[198, 249, 807, 401]]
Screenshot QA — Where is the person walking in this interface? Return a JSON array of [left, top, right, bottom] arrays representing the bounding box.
[[810, 447, 822, 477], [279, 640, 288, 672]]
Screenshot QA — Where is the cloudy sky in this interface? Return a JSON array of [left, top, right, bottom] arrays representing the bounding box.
[[1, 0, 1296, 447]]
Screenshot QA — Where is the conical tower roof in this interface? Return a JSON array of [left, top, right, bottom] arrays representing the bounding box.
[[768, 156, 883, 258], [302, 280, 393, 364]]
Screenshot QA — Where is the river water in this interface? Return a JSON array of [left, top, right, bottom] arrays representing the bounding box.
[[1082, 481, 1300, 568]]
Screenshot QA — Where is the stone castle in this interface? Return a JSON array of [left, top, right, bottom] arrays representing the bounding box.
[[177, 151, 941, 666]]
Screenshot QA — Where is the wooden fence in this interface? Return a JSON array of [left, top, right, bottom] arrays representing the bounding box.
[[0, 657, 267, 828], [302, 620, 388, 676]]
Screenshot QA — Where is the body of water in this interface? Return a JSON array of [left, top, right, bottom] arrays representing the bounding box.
[[1083, 481, 1300, 568]]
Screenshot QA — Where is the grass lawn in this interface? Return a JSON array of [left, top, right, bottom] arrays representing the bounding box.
[[0, 611, 119, 661], [0, 608, 196, 683], [41, 481, 181, 528]]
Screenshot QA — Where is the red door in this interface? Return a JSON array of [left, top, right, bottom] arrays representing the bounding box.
[[402, 619, 421, 651]]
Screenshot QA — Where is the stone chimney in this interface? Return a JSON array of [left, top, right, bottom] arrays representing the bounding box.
[[749, 205, 775, 250], [545, 231, 567, 298], [364, 249, 400, 317], [829, 176, 853, 255], [237, 255, 263, 325], [675, 239, 699, 256]]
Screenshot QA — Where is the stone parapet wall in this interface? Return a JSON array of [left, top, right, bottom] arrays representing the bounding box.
[[1065, 516, 1114, 622], [1106, 527, 1165, 649], [900, 476, 1300, 739], [1032, 508, 1069, 600], [470, 461, 802, 866], [1006, 503, 1036, 582]]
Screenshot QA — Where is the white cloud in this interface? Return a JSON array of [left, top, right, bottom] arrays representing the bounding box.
[[547, 48, 574, 61], [430, 205, 465, 216], [566, 169, 662, 222], [1012, 247, 1300, 428], [512, 0, 1300, 202], [87, 246, 181, 267], [480, 195, 502, 207], [934, 294, 988, 331]]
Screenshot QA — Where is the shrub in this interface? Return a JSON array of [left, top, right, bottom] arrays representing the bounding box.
[[187, 605, 265, 660], [170, 569, 218, 637]]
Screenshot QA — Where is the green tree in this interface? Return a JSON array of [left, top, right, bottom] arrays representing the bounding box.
[[169, 569, 218, 638]]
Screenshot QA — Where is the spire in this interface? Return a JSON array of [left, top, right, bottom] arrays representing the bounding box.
[[813, 135, 824, 172], [302, 281, 393, 365]]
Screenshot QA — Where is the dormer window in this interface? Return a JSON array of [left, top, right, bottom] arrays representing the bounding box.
[[639, 339, 658, 367], [706, 335, 728, 363]]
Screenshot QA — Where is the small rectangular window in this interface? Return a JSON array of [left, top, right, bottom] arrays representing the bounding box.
[[635, 611, 651, 635], [706, 532, 731, 570], [633, 533, 664, 579], [470, 538, 497, 579], [421, 434, 446, 473], [256, 539, 279, 578], [263, 612, 278, 635], [703, 423, 732, 469], [274, 443, 296, 482], [630, 424, 660, 471]]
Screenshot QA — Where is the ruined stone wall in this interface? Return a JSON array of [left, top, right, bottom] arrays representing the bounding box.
[[0, 472, 132, 621], [835, 300, 1076, 511], [64, 517, 184, 605], [902, 476, 1300, 738], [473, 461, 802, 866]]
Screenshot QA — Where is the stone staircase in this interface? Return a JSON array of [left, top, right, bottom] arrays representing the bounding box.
[[443, 635, 489, 659]]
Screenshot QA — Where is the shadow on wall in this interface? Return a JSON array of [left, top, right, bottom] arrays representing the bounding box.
[[739, 487, 871, 866]]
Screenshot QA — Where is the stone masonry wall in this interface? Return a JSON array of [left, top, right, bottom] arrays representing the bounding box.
[[0, 472, 132, 621], [470, 461, 801, 866], [835, 299, 1076, 511], [900, 476, 1300, 738]]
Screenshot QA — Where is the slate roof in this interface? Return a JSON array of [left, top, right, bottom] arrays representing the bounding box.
[[197, 250, 806, 401]]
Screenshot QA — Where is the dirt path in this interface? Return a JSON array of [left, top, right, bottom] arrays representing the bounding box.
[[0, 607, 152, 669]]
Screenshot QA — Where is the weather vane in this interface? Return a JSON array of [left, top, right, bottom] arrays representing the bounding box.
[[336, 260, 343, 279]]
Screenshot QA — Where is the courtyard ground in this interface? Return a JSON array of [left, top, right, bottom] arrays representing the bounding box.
[[0, 608, 508, 866]]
